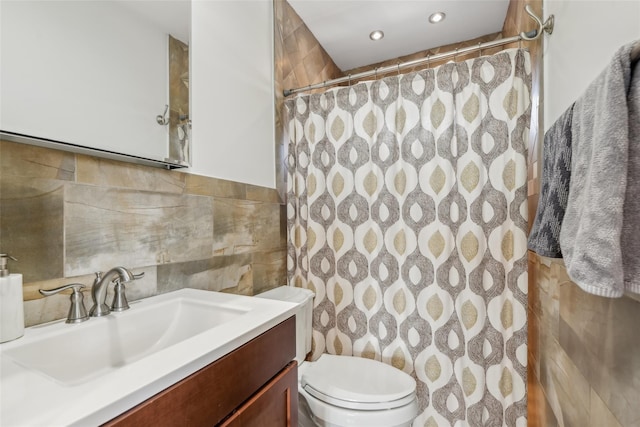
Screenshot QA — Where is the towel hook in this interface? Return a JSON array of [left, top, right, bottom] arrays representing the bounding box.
[[520, 5, 554, 41], [156, 104, 169, 126]]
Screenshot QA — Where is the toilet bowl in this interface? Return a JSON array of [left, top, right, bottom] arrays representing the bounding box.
[[256, 286, 418, 427]]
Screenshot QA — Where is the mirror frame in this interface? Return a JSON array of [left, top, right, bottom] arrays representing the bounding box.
[[0, 131, 188, 170]]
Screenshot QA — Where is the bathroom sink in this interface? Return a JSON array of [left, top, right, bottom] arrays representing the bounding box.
[[0, 288, 297, 426], [4, 293, 248, 385]]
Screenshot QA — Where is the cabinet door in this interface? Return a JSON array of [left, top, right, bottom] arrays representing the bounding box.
[[103, 317, 295, 427], [220, 361, 298, 427]]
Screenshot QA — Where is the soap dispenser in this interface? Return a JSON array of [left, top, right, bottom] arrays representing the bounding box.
[[0, 254, 24, 343]]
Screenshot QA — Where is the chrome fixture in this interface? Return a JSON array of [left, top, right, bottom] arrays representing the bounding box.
[[90, 267, 143, 317], [111, 278, 130, 312], [39, 284, 89, 324], [520, 4, 554, 41]]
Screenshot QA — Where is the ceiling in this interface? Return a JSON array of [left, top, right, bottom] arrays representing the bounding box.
[[288, 0, 511, 71], [116, 0, 191, 45]]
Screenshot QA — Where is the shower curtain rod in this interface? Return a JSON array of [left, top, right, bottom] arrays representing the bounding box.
[[283, 5, 554, 97]]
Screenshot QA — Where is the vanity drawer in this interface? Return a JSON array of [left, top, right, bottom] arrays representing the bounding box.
[[104, 315, 296, 427]]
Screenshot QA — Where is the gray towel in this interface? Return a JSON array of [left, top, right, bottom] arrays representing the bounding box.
[[528, 105, 574, 258], [559, 41, 638, 297], [622, 60, 640, 295]]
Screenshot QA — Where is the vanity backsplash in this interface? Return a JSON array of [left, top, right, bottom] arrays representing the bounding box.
[[0, 140, 287, 326]]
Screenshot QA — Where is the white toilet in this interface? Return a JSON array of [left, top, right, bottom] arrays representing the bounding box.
[[257, 286, 418, 427]]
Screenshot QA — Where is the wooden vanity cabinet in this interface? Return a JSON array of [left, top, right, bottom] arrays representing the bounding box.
[[104, 316, 297, 427]]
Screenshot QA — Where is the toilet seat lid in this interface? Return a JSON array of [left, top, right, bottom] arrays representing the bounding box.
[[301, 354, 416, 411]]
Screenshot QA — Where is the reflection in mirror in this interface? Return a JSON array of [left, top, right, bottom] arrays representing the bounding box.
[[0, 0, 190, 168], [169, 35, 190, 163]]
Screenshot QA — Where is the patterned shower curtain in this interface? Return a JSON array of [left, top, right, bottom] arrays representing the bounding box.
[[286, 48, 530, 427]]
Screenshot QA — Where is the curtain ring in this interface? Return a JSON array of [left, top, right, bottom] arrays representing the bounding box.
[[427, 54, 431, 69], [519, 37, 522, 49], [348, 74, 352, 87], [454, 48, 459, 62], [375, 67, 378, 80], [478, 42, 483, 58], [397, 63, 401, 76]]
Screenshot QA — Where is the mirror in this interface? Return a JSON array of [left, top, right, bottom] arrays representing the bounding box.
[[0, 0, 190, 168]]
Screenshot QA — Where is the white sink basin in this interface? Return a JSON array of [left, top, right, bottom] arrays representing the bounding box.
[[4, 295, 248, 385], [0, 288, 297, 426]]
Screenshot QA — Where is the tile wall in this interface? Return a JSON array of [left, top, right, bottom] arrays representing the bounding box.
[[0, 140, 287, 326], [528, 254, 640, 427]]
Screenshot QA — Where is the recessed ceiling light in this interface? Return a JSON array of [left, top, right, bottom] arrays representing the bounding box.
[[429, 12, 446, 24], [369, 30, 384, 41]]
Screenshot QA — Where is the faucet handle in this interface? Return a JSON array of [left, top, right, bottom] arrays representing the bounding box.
[[111, 279, 130, 312], [111, 271, 143, 312], [39, 284, 89, 324]]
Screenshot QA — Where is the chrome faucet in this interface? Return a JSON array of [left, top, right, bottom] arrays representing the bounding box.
[[89, 267, 142, 317]]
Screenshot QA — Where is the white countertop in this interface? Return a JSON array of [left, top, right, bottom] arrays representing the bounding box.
[[0, 289, 297, 426]]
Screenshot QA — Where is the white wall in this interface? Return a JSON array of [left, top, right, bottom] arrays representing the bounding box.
[[543, 0, 640, 129], [190, 0, 275, 188], [0, 1, 170, 160]]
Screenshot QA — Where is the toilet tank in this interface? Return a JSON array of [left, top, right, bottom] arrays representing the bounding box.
[[256, 286, 314, 363]]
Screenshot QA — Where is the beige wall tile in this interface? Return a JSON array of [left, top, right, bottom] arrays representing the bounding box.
[[536, 259, 560, 342], [559, 282, 640, 427], [24, 293, 72, 327], [77, 155, 186, 193], [302, 45, 327, 84], [213, 198, 284, 255], [183, 173, 246, 199], [528, 363, 559, 427], [1, 140, 75, 181], [281, 0, 303, 38], [0, 179, 64, 282], [64, 184, 213, 276], [528, 252, 542, 316], [212, 198, 255, 255], [538, 325, 591, 427], [245, 184, 281, 203], [528, 308, 540, 379], [0, 141, 72, 281], [156, 254, 253, 294], [252, 249, 287, 295], [590, 389, 623, 427]]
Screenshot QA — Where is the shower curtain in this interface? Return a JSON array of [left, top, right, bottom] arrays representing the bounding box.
[[286, 48, 530, 427]]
